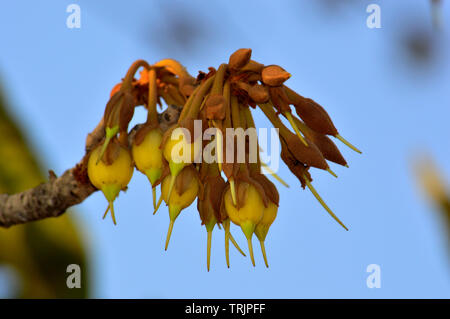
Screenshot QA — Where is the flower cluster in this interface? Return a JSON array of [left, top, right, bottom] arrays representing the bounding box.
[[86, 49, 361, 270]]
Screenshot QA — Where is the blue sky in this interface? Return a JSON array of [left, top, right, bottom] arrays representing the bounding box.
[[1, 0, 449, 298]]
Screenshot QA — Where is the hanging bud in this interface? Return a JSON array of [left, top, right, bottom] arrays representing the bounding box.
[[228, 48, 252, 71], [254, 202, 277, 268], [261, 65, 291, 86], [223, 181, 265, 266], [198, 173, 226, 271], [282, 132, 328, 170], [132, 125, 164, 208], [283, 85, 338, 136], [280, 138, 312, 189], [293, 118, 348, 166], [87, 139, 134, 225], [161, 166, 199, 250]]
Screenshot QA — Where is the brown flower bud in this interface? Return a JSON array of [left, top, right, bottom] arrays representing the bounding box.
[[282, 132, 328, 170], [228, 48, 252, 71], [306, 130, 347, 166], [268, 86, 291, 113], [261, 65, 291, 86], [280, 139, 312, 189], [284, 86, 338, 136], [198, 175, 227, 225]]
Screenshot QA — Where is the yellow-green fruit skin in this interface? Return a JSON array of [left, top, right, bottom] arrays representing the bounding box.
[[132, 129, 163, 184], [163, 129, 201, 172], [87, 144, 134, 201], [255, 202, 278, 241], [161, 173, 199, 220], [224, 184, 265, 239]]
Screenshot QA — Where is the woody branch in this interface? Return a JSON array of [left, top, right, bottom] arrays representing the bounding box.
[[0, 106, 181, 228]]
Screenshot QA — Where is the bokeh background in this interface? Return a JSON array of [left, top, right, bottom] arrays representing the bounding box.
[[0, 0, 449, 298]]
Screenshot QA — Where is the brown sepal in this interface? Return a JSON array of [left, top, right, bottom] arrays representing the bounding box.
[[198, 175, 227, 224], [250, 171, 279, 206], [102, 138, 122, 166], [234, 166, 268, 209], [133, 123, 161, 146], [205, 94, 226, 120], [152, 159, 170, 188], [174, 165, 199, 196], [118, 91, 136, 133]]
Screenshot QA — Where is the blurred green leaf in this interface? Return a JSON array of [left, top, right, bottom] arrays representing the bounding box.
[[0, 86, 89, 298]]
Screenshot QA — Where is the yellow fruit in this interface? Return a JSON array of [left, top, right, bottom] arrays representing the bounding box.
[[161, 166, 199, 250], [254, 202, 278, 268], [224, 183, 265, 266], [158, 127, 201, 214], [132, 128, 163, 208], [87, 142, 133, 225], [163, 128, 198, 172], [132, 128, 163, 183]]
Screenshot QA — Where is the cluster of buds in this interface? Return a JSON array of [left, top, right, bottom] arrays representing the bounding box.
[[86, 49, 361, 270]]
